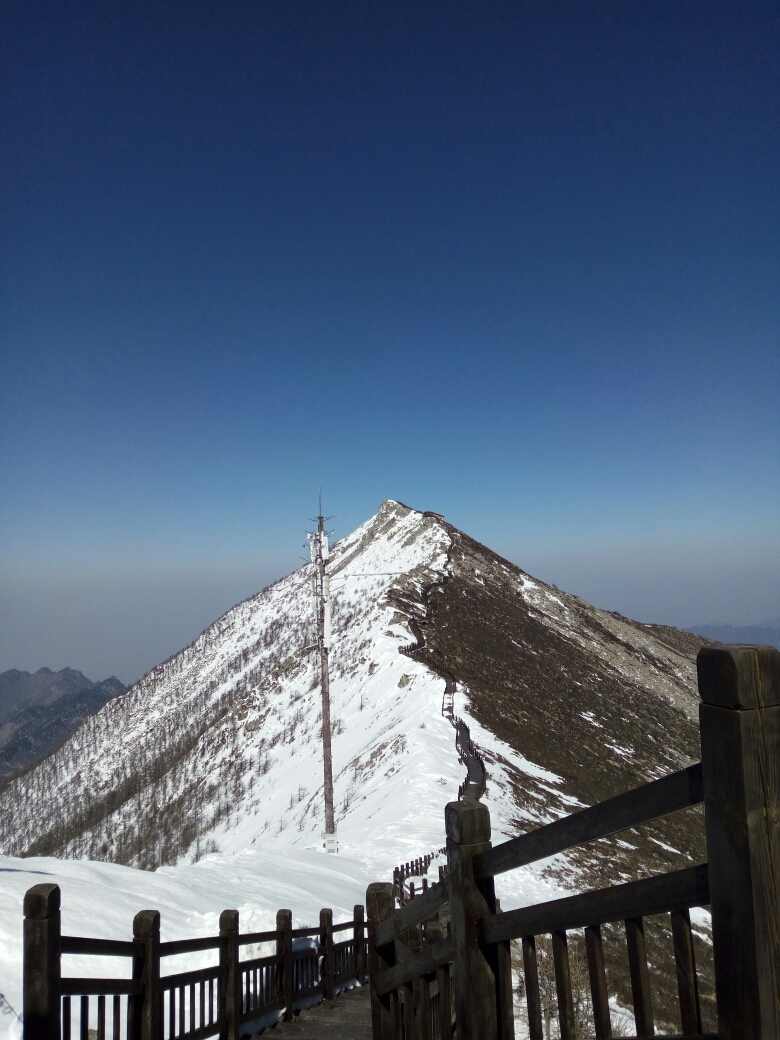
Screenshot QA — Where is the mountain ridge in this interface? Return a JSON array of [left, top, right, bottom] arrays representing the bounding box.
[[0, 500, 718, 1029]]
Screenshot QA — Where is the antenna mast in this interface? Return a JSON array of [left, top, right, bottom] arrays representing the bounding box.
[[308, 498, 336, 849]]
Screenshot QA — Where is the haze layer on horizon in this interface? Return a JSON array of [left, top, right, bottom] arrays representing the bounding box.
[[1, 1, 778, 683]]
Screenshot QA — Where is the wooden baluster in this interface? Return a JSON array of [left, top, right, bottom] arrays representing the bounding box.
[[354, 905, 366, 985], [62, 997, 71, 1040], [401, 983, 414, 1040], [112, 996, 120, 1040], [80, 996, 89, 1040], [276, 910, 292, 1022], [199, 980, 205, 1030], [167, 990, 174, 1040], [585, 924, 612, 1038], [436, 967, 453, 1040], [178, 989, 184, 1038], [552, 931, 575, 1040], [366, 884, 397, 1040], [521, 937, 543, 1040], [416, 976, 432, 1040], [625, 918, 654, 1036], [670, 909, 702, 1036], [320, 909, 334, 1000], [492, 900, 514, 1040], [97, 996, 106, 1040]]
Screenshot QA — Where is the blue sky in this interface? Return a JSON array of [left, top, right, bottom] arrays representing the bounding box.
[[1, 1, 778, 682]]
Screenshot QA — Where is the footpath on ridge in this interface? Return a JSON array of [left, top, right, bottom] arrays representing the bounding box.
[[399, 570, 486, 803]]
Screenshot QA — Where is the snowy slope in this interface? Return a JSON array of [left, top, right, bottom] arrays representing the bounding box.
[[0, 503, 545, 868], [0, 500, 713, 1034]]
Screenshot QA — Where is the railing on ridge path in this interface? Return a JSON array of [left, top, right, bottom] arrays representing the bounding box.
[[400, 615, 486, 801], [365, 644, 780, 1040], [23, 893, 367, 1040]]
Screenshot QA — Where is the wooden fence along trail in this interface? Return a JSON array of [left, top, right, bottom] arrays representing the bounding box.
[[365, 644, 780, 1040], [23, 643, 780, 1039], [23, 895, 366, 1040], [400, 609, 486, 803]]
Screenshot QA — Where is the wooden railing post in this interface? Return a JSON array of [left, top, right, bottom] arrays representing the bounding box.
[[698, 644, 780, 1040], [219, 910, 240, 1040], [446, 800, 509, 1040], [23, 884, 61, 1040], [275, 910, 292, 1022], [353, 904, 366, 983], [320, 908, 334, 1000], [366, 883, 396, 1040], [132, 911, 160, 1040]]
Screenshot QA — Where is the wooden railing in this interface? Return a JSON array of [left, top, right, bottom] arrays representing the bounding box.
[[23, 892, 366, 1040], [366, 644, 780, 1040]]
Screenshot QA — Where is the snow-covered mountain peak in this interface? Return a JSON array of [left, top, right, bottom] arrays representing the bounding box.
[[0, 499, 708, 917], [0, 501, 462, 875]]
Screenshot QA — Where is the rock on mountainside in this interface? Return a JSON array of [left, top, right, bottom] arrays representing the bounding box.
[[0, 501, 715, 1028]]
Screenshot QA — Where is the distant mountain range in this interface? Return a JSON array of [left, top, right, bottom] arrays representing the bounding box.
[[0, 668, 125, 784], [686, 620, 780, 651]]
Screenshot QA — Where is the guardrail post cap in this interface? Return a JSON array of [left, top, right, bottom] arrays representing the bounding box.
[[366, 882, 395, 922], [445, 800, 490, 845], [219, 909, 239, 934], [133, 909, 160, 939], [24, 883, 60, 919], [697, 645, 780, 709]]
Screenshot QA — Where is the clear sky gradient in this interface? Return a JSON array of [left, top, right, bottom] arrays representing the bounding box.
[[2, 1, 778, 683]]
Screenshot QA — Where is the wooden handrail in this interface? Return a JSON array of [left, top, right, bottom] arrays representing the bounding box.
[[473, 762, 703, 880], [477, 863, 709, 946], [160, 964, 224, 989], [373, 880, 448, 948], [61, 978, 141, 997], [374, 937, 453, 997], [61, 936, 136, 957], [159, 936, 225, 956], [236, 928, 278, 946]]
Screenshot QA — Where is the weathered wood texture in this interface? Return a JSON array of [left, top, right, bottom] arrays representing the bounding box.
[[699, 644, 780, 1040], [366, 883, 396, 1040], [479, 864, 709, 945], [445, 800, 501, 1040]]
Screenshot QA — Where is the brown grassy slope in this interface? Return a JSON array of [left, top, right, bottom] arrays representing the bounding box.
[[401, 524, 715, 1032]]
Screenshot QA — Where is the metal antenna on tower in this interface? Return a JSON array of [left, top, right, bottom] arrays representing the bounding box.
[[308, 497, 337, 852]]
